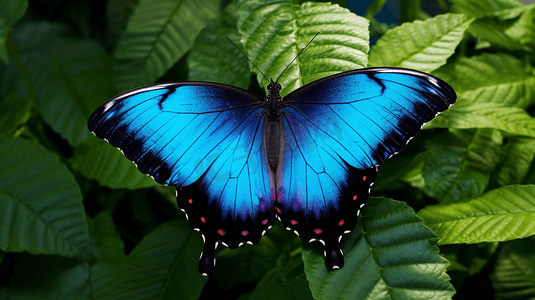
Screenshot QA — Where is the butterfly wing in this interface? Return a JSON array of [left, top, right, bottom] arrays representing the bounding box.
[[277, 68, 456, 268], [88, 83, 276, 276]]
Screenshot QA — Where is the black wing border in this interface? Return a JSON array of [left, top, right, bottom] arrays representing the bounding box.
[[282, 67, 457, 104]]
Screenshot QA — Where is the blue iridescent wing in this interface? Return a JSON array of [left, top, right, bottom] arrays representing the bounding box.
[[88, 83, 276, 276], [276, 68, 456, 268]]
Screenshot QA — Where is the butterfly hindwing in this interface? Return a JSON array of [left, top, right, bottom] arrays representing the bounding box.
[[175, 112, 275, 276], [88, 83, 276, 276], [277, 68, 456, 268], [277, 113, 378, 268]]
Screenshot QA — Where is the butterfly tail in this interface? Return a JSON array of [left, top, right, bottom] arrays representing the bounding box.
[[199, 239, 216, 277], [325, 242, 344, 270]]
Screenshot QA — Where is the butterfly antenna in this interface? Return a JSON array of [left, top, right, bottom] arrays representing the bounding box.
[[225, 36, 270, 83], [275, 32, 320, 84]]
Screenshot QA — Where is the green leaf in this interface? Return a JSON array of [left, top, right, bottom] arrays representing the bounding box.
[[0, 94, 31, 133], [249, 254, 309, 300], [0, 0, 27, 26], [212, 221, 300, 289], [0, 134, 89, 256], [490, 137, 535, 188], [187, 3, 250, 89], [303, 197, 454, 300], [90, 212, 125, 263], [451, 0, 524, 19], [368, 13, 472, 73], [468, 20, 522, 51], [69, 136, 158, 189], [90, 212, 126, 299], [423, 129, 502, 203], [490, 237, 535, 300], [3, 253, 90, 299], [442, 243, 499, 275], [418, 185, 535, 245], [114, 0, 221, 92], [451, 0, 535, 51], [373, 152, 422, 192], [432, 53, 535, 109], [213, 242, 279, 289], [505, 5, 535, 49], [105, 0, 140, 47], [0, 0, 28, 63], [282, 274, 314, 300], [237, 0, 369, 97], [0, 212, 127, 299], [10, 21, 113, 146], [427, 102, 535, 138], [109, 220, 207, 300]]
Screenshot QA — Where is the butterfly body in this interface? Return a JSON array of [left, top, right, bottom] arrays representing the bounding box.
[[88, 68, 456, 276]]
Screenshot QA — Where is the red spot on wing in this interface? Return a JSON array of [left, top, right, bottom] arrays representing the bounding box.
[[338, 219, 345, 227], [217, 229, 226, 236], [276, 207, 282, 214], [290, 220, 298, 225], [313, 228, 323, 234], [262, 219, 269, 225], [200, 216, 206, 223], [241, 230, 249, 236], [353, 195, 357, 201], [363, 176, 367, 181], [188, 199, 193, 204]]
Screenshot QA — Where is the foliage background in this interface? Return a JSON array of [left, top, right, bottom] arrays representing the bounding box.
[[1, 0, 535, 299]]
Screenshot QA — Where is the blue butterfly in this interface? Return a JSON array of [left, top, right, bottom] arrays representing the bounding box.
[[88, 67, 456, 276]]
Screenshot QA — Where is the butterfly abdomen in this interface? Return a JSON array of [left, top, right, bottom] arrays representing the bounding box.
[[264, 119, 284, 170]]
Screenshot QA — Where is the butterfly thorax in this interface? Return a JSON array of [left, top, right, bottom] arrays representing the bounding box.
[[266, 80, 282, 121]]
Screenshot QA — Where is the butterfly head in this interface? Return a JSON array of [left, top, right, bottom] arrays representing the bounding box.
[[266, 79, 283, 120], [267, 79, 282, 102], [268, 79, 281, 94]]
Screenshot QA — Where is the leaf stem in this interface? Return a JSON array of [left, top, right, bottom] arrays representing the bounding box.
[[5, 27, 39, 108], [399, 0, 420, 23]]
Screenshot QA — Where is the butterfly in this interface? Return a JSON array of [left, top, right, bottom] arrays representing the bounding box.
[[88, 66, 456, 276]]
